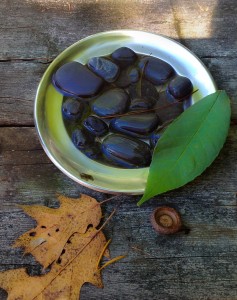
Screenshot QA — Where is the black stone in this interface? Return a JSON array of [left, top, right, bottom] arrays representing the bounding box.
[[115, 67, 139, 88], [183, 98, 192, 110], [114, 69, 130, 88], [92, 88, 130, 117], [101, 134, 151, 168], [168, 75, 193, 100], [154, 91, 183, 123], [62, 98, 85, 121], [129, 97, 155, 111], [52, 61, 104, 97], [150, 130, 163, 148], [87, 57, 120, 83], [83, 115, 109, 137], [129, 68, 140, 83], [111, 47, 137, 68], [71, 128, 94, 150], [110, 113, 160, 138], [128, 79, 159, 103], [139, 56, 175, 85], [59, 48, 194, 169], [140, 79, 159, 101], [165, 89, 177, 103], [81, 142, 101, 160], [150, 119, 175, 148]]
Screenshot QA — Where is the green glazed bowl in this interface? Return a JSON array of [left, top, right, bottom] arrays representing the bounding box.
[[34, 30, 217, 194]]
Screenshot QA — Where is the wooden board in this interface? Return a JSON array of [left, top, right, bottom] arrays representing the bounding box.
[[1, 0, 237, 299], [0, 0, 237, 125], [0, 126, 237, 299]]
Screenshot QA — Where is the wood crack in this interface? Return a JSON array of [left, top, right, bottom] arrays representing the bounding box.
[[0, 162, 53, 167], [0, 124, 35, 128], [0, 97, 32, 102], [0, 57, 54, 64], [201, 55, 237, 59]]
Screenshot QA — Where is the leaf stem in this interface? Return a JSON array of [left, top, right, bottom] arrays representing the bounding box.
[[100, 89, 198, 119], [99, 195, 120, 205], [98, 255, 126, 271], [96, 239, 111, 268], [138, 60, 148, 97]]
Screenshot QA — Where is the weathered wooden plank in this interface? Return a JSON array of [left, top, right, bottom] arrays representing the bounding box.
[[0, 1, 236, 125], [0, 200, 237, 299], [0, 127, 48, 167], [1, 0, 237, 126], [0, 126, 237, 259], [0, 62, 45, 126], [0, 56, 237, 127], [203, 57, 237, 119], [1, 195, 237, 260], [171, 0, 237, 57], [1, 192, 237, 300], [0, 123, 236, 300], [1, 1, 237, 299], [1, 256, 237, 300], [0, 0, 177, 60], [1, 0, 236, 59], [0, 125, 236, 207], [0, 127, 42, 151]]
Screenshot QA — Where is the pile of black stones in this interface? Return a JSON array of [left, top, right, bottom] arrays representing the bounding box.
[[52, 47, 193, 169]]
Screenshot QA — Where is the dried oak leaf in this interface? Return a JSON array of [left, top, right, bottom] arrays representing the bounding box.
[[13, 194, 103, 268], [0, 194, 124, 299], [0, 227, 110, 300]]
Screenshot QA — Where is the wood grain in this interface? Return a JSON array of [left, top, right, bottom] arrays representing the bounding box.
[[0, 0, 237, 125], [0, 57, 237, 126], [1, 0, 237, 299], [0, 126, 237, 299]]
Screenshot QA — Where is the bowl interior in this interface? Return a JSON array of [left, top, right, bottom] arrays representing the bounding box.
[[34, 30, 217, 194]]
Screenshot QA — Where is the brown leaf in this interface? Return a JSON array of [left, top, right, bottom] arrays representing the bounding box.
[[0, 194, 125, 300], [14, 194, 103, 268], [0, 228, 108, 300]]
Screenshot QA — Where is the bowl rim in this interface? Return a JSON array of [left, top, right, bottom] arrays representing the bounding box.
[[34, 29, 217, 195]]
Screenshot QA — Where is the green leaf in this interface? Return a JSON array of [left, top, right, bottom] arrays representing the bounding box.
[[138, 90, 231, 206]]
